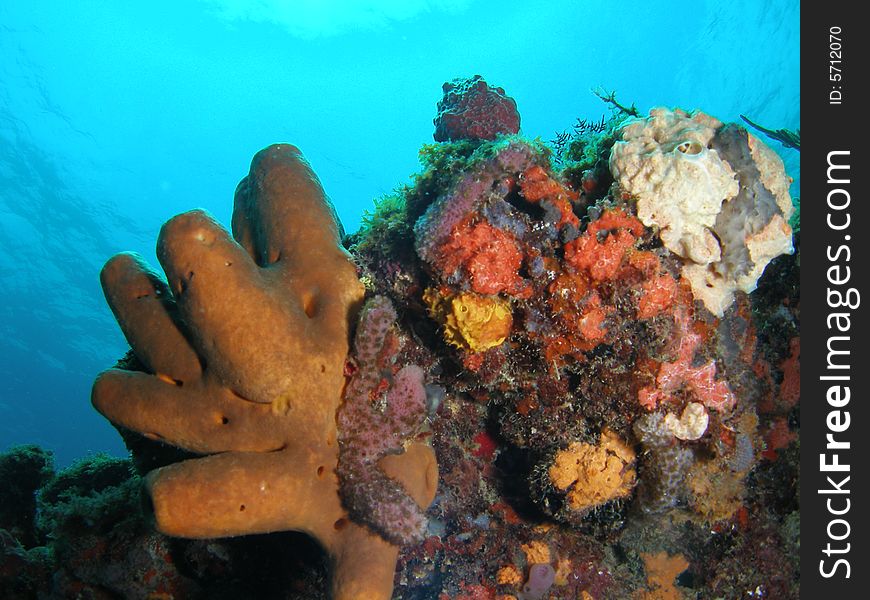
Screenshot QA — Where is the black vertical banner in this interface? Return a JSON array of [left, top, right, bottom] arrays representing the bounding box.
[[802, 2, 868, 597]]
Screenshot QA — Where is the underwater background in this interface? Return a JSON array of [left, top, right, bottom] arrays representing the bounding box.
[[1, 0, 798, 470]]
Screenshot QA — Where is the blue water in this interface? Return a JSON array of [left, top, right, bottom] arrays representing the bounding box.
[[1, 0, 799, 467]]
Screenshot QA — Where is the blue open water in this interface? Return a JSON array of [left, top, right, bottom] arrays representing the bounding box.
[[0, 0, 799, 466]]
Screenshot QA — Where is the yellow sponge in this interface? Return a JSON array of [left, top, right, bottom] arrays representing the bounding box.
[[424, 287, 512, 352]]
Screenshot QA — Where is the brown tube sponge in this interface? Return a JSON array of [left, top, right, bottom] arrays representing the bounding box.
[[92, 144, 437, 600]]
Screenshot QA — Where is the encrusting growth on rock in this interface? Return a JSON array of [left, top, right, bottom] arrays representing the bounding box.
[[336, 295, 438, 546], [547, 429, 637, 516], [640, 552, 690, 600], [92, 144, 437, 600], [423, 287, 513, 353]]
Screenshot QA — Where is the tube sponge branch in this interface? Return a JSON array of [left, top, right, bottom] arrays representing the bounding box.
[[92, 144, 438, 600]]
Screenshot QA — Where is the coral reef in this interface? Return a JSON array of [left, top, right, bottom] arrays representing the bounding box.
[[400, 92, 794, 598], [360, 91, 793, 598], [0, 444, 53, 548], [433, 75, 521, 142], [0, 81, 796, 599], [0, 448, 345, 598], [91, 144, 437, 599], [36, 455, 202, 599], [0, 445, 53, 600]]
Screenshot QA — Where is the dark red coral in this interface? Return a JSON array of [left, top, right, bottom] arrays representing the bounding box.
[[433, 75, 520, 142]]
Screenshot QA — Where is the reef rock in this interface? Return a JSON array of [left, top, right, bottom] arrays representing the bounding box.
[[433, 74, 520, 142]]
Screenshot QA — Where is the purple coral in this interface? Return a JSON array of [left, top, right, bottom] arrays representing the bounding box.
[[336, 296, 430, 545]]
